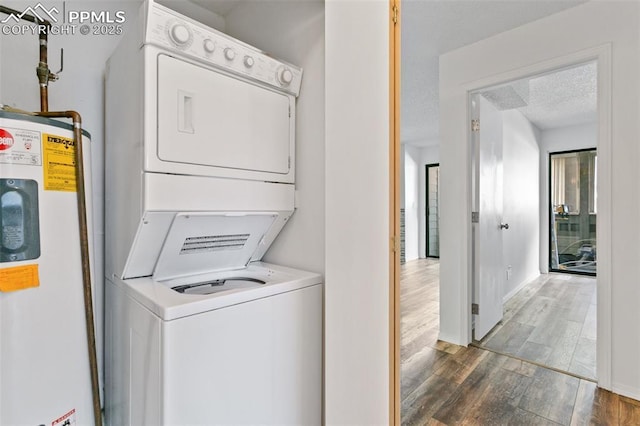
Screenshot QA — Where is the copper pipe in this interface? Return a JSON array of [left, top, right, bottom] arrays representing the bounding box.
[[35, 111, 103, 426], [39, 86, 49, 113], [37, 27, 51, 112]]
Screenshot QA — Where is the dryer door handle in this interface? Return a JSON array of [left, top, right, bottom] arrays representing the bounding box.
[[177, 90, 194, 134]]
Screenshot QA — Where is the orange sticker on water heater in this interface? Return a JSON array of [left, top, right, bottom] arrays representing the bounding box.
[[0, 264, 39, 292], [42, 133, 77, 192]]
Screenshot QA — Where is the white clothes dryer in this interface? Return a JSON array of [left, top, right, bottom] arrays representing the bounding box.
[[105, 0, 303, 282]]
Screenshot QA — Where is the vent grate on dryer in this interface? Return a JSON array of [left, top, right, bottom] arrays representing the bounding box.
[[180, 234, 250, 255]]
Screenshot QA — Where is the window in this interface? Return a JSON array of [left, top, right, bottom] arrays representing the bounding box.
[[550, 150, 597, 214], [550, 149, 597, 275]]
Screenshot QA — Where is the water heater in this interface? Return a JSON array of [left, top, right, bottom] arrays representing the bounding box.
[[0, 111, 96, 426]]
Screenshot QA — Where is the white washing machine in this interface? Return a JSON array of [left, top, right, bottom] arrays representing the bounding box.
[[104, 2, 321, 424], [107, 259, 322, 425]]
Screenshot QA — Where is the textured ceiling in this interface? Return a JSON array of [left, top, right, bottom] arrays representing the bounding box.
[[480, 62, 597, 129], [401, 0, 588, 147], [510, 61, 597, 130]]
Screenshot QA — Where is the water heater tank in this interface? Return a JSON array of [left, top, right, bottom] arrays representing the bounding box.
[[0, 111, 96, 426]]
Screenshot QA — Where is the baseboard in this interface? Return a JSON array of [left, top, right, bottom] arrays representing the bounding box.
[[503, 271, 541, 303]]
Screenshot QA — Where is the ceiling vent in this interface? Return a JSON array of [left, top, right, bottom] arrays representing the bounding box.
[[481, 81, 529, 110]]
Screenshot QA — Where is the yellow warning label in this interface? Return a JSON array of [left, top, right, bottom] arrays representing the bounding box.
[[0, 264, 39, 292], [42, 133, 76, 192]]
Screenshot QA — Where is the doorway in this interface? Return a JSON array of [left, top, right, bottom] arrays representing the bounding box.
[[471, 62, 598, 381], [425, 164, 440, 258], [394, 3, 615, 422]]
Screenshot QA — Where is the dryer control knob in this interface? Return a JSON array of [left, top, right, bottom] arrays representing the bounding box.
[[277, 67, 293, 86], [169, 23, 191, 46], [224, 48, 236, 61], [203, 39, 215, 53], [244, 56, 255, 68]]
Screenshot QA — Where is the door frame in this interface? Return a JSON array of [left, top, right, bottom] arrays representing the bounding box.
[[425, 163, 440, 259], [462, 45, 611, 387], [389, 0, 401, 423]]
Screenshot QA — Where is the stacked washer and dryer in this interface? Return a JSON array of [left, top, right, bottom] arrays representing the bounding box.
[[104, 1, 322, 425]]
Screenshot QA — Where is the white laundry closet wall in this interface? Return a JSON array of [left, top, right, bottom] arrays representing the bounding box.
[[224, 1, 325, 274], [325, 0, 391, 422]]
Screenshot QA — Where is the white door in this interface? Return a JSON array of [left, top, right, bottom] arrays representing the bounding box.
[[157, 54, 292, 175], [472, 95, 505, 340]]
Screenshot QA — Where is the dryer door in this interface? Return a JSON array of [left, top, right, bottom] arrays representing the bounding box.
[[156, 54, 292, 179]]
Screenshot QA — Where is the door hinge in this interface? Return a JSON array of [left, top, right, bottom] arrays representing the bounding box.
[[471, 119, 480, 132], [471, 211, 479, 223], [392, 4, 398, 25], [472, 303, 479, 315], [288, 156, 291, 169], [391, 235, 399, 253]]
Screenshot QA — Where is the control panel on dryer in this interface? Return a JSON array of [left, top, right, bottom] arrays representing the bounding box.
[[145, 3, 302, 96]]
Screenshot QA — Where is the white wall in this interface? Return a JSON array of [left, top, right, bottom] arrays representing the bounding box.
[[422, 146, 440, 166], [539, 123, 597, 273], [325, 0, 389, 423], [403, 145, 420, 261], [225, 1, 325, 274], [439, 1, 640, 397], [501, 110, 540, 300]]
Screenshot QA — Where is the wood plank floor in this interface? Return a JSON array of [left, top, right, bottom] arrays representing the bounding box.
[[477, 273, 596, 380], [400, 259, 638, 425]]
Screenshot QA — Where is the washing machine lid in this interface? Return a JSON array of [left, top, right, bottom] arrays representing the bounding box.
[[152, 212, 277, 281]]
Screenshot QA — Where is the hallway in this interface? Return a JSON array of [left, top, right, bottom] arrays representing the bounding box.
[[478, 273, 596, 380], [400, 259, 639, 425]]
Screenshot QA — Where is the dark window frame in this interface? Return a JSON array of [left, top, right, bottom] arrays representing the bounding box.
[[548, 148, 597, 277]]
